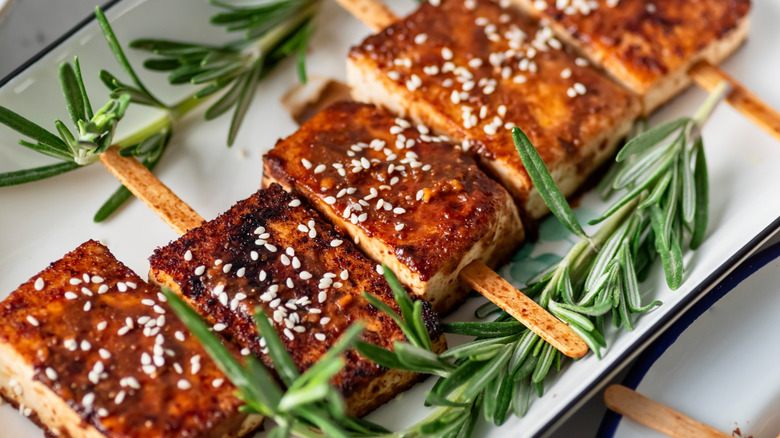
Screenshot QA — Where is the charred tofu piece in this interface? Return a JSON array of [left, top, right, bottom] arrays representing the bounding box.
[[347, 0, 640, 219], [149, 184, 446, 417], [264, 102, 523, 314], [514, 0, 751, 114], [0, 241, 261, 438]]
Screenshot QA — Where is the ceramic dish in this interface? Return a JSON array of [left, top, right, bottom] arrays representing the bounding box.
[[599, 241, 780, 438], [1, 0, 780, 437]]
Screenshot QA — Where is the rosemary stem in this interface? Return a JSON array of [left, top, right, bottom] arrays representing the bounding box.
[[692, 80, 731, 130], [113, 92, 208, 148], [256, 2, 319, 55]]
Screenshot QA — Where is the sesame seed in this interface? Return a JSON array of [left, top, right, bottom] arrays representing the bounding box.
[[301, 158, 312, 169], [320, 317, 331, 325], [99, 349, 111, 359], [26, 316, 39, 327], [237, 267, 246, 277], [69, 278, 82, 286], [265, 244, 277, 252], [177, 380, 192, 390], [64, 292, 78, 300], [324, 196, 337, 205], [83, 302, 92, 312], [195, 266, 206, 276], [395, 224, 405, 231], [97, 321, 108, 331], [115, 391, 126, 405], [314, 164, 327, 174], [376, 265, 385, 275], [81, 340, 91, 351], [331, 240, 343, 247], [251, 251, 259, 261], [45, 368, 58, 381], [283, 328, 295, 340], [175, 331, 186, 341], [441, 47, 454, 60], [34, 278, 45, 291], [574, 82, 587, 95], [82, 393, 95, 407], [97, 284, 109, 294], [318, 291, 327, 303], [414, 33, 428, 44], [286, 278, 294, 288], [300, 271, 313, 280], [289, 199, 301, 207], [213, 323, 227, 332], [184, 250, 192, 261], [314, 333, 326, 341]]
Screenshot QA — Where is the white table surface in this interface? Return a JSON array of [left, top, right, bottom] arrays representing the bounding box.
[[0, 2, 775, 438]]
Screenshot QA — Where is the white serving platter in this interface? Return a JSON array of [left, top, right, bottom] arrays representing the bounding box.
[[1, 0, 780, 437]]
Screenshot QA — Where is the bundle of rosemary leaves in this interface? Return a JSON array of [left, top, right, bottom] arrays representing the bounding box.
[[0, 0, 318, 220]]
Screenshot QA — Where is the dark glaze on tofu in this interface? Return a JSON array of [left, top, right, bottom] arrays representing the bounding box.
[[515, 0, 751, 112], [0, 240, 257, 438], [264, 101, 523, 312], [149, 184, 445, 417], [348, 0, 640, 217]]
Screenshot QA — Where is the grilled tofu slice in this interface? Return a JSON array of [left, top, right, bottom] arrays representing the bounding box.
[[0, 240, 261, 438], [514, 0, 751, 114], [149, 184, 446, 417], [347, 0, 640, 219], [263, 101, 523, 314]]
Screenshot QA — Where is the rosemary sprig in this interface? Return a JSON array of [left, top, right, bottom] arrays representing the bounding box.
[[130, 0, 320, 146], [163, 287, 389, 438], [0, 8, 190, 220], [1, 0, 321, 219]]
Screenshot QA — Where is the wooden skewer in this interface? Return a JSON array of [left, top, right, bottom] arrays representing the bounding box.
[[338, 0, 780, 144], [460, 261, 588, 358], [334, 0, 397, 32], [604, 385, 730, 438], [689, 60, 780, 142], [99, 146, 204, 236], [335, 0, 589, 359]]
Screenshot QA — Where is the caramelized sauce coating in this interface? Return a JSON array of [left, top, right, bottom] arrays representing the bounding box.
[[149, 185, 444, 415], [348, 0, 639, 212], [265, 101, 521, 281], [0, 241, 249, 437], [522, 0, 751, 94]]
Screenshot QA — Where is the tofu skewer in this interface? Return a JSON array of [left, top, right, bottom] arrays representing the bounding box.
[[264, 101, 588, 358], [343, 0, 780, 142], [95, 96, 588, 359]]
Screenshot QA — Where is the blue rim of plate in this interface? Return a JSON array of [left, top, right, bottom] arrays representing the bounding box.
[[596, 239, 780, 438], [2, 2, 780, 436]]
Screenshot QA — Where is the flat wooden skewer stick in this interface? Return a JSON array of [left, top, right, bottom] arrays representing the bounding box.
[[338, 0, 780, 143], [99, 146, 204, 236], [604, 385, 730, 438], [460, 261, 588, 358], [335, 0, 588, 359], [689, 60, 780, 142]]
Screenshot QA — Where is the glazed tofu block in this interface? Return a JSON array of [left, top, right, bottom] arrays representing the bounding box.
[[149, 184, 446, 417], [347, 0, 640, 219], [0, 240, 261, 438], [264, 102, 523, 313], [515, 0, 751, 113]]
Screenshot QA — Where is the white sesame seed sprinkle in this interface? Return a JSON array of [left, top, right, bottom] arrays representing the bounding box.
[[34, 278, 45, 291], [195, 266, 206, 276], [214, 323, 227, 332], [184, 250, 193, 261], [301, 158, 312, 169], [45, 368, 58, 381], [26, 316, 39, 327]]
